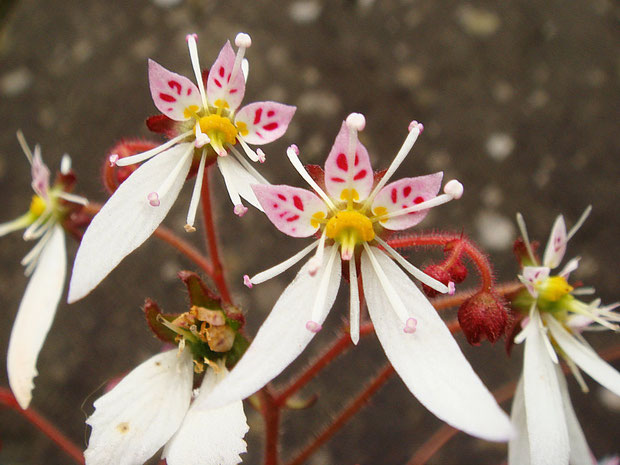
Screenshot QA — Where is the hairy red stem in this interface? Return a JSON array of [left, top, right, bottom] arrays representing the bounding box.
[[200, 166, 232, 303], [260, 388, 281, 465], [0, 388, 85, 464]]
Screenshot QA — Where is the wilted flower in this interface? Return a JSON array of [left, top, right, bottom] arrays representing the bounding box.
[[2, 133, 87, 409], [508, 209, 620, 465], [202, 114, 513, 442]]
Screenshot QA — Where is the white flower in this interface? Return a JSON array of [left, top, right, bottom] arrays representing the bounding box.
[[84, 349, 249, 465], [201, 114, 513, 442], [67, 32, 295, 303], [509, 210, 620, 465], [2, 133, 87, 409]]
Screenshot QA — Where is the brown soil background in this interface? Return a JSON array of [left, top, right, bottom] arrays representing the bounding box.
[[0, 0, 618, 464]]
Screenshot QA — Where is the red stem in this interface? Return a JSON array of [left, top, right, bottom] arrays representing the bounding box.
[[260, 388, 281, 465], [200, 166, 232, 304], [0, 388, 85, 465], [153, 225, 213, 276]]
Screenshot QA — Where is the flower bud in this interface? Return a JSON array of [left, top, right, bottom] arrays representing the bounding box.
[[458, 291, 508, 345], [421, 265, 451, 297], [102, 139, 159, 194]]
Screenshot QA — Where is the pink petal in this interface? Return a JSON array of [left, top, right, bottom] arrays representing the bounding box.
[[206, 41, 246, 113], [521, 266, 550, 298], [371, 173, 443, 230], [324, 122, 373, 202], [30, 149, 50, 199], [235, 102, 296, 145], [252, 184, 327, 237], [148, 59, 202, 121]]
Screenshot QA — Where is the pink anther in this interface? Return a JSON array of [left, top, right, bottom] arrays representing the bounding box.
[[147, 192, 160, 207], [306, 321, 322, 333], [243, 275, 253, 288], [404, 317, 418, 334]]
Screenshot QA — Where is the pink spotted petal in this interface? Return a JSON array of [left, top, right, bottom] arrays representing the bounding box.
[[371, 173, 443, 230], [206, 41, 246, 113], [543, 215, 567, 269], [521, 266, 551, 298], [30, 148, 50, 199], [324, 122, 373, 202], [148, 59, 202, 121], [252, 184, 327, 237], [235, 102, 296, 145]]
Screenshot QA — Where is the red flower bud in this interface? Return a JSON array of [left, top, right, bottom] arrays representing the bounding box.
[[102, 139, 160, 194], [458, 291, 508, 345], [421, 264, 451, 297], [447, 260, 468, 283]]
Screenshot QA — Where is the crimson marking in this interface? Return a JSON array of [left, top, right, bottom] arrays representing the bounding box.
[[414, 196, 424, 204], [293, 196, 304, 211], [336, 153, 348, 171], [287, 215, 300, 222], [263, 122, 278, 131], [219, 66, 225, 78], [159, 93, 176, 102], [277, 194, 286, 201], [353, 169, 367, 180], [168, 80, 182, 95], [267, 110, 275, 117], [403, 186, 412, 197], [391, 188, 397, 204], [331, 177, 345, 183], [254, 108, 263, 125], [214, 79, 222, 88]]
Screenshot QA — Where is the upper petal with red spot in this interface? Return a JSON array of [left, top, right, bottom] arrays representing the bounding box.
[[324, 122, 373, 202], [371, 173, 443, 230], [234, 102, 296, 145], [252, 184, 327, 238], [148, 59, 202, 121], [543, 215, 567, 269], [206, 41, 246, 113]]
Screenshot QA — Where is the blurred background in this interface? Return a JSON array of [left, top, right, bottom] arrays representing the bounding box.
[[0, 0, 618, 463]]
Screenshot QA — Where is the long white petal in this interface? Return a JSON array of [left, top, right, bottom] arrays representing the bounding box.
[[217, 155, 263, 211], [68, 144, 193, 303], [163, 367, 249, 465], [546, 316, 620, 396], [523, 311, 569, 465], [202, 246, 341, 408], [555, 365, 595, 465], [508, 376, 531, 465], [84, 350, 193, 465], [7, 225, 66, 409], [360, 248, 512, 442]]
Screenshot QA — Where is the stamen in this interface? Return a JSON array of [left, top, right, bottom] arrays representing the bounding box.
[[116, 131, 193, 166], [194, 125, 210, 148], [247, 240, 319, 285], [16, 130, 34, 164], [539, 314, 559, 364], [565, 357, 589, 393], [0, 215, 32, 238], [56, 191, 88, 206], [186, 33, 209, 110], [147, 144, 194, 206], [21, 227, 54, 269], [185, 149, 207, 231], [256, 148, 266, 163], [345, 113, 365, 185], [309, 245, 339, 328], [237, 136, 260, 162], [363, 243, 411, 327], [448, 281, 456, 295], [305, 321, 322, 333], [308, 229, 327, 276], [23, 211, 52, 241], [570, 287, 595, 296], [349, 257, 360, 345], [108, 154, 119, 166], [234, 205, 248, 217], [372, 193, 455, 223], [515, 213, 538, 265], [443, 179, 464, 199], [60, 154, 72, 174], [227, 144, 270, 184], [243, 275, 253, 288], [404, 317, 418, 334], [286, 145, 337, 211], [230, 33, 252, 89], [567, 205, 592, 241], [374, 236, 449, 293], [217, 157, 246, 213], [363, 120, 423, 209]]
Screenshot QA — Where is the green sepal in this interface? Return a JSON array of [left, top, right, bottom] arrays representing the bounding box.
[[178, 270, 221, 309], [225, 333, 250, 369], [143, 298, 181, 344]]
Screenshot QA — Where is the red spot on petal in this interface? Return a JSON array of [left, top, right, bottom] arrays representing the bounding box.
[[219, 66, 225, 78], [229, 88, 238, 93], [331, 177, 345, 183], [272, 203, 278, 209], [336, 153, 348, 171], [277, 194, 286, 201], [287, 215, 300, 222], [414, 196, 424, 204], [391, 188, 398, 204], [267, 110, 275, 117], [263, 122, 279, 131], [354, 153, 359, 166], [159, 93, 176, 102], [214, 79, 222, 88], [353, 169, 367, 180], [254, 108, 263, 125], [403, 186, 412, 197], [168, 80, 182, 95], [293, 196, 304, 211]]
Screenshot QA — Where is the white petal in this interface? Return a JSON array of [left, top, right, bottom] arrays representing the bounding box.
[[7, 225, 66, 409], [546, 316, 620, 396], [68, 144, 193, 303], [217, 155, 263, 211], [84, 350, 193, 465], [360, 248, 513, 442], [523, 312, 569, 465], [555, 365, 595, 465], [202, 246, 341, 408], [543, 215, 567, 269], [508, 376, 531, 465], [163, 367, 249, 465]]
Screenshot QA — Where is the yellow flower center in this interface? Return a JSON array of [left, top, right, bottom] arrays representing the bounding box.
[[325, 210, 375, 243], [538, 276, 574, 303], [29, 195, 47, 217], [196, 114, 238, 146]]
